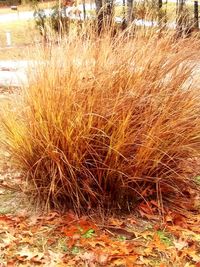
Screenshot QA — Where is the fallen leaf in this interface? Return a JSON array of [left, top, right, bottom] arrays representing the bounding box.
[[80, 251, 95, 262], [126, 255, 138, 266], [1, 231, 16, 247], [48, 250, 65, 264], [96, 253, 109, 265], [72, 233, 81, 240], [104, 227, 136, 240], [174, 239, 188, 250], [108, 218, 125, 227], [16, 247, 44, 261]]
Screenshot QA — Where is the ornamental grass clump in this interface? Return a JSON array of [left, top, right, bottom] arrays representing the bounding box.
[[1, 29, 200, 214]]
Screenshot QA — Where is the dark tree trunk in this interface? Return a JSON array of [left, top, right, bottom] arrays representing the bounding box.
[[127, 0, 134, 24], [158, 0, 162, 9], [95, 0, 114, 34], [176, 0, 185, 36], [121, 0, 128, 30], [95, 0, 103, 34], [105, 0, 114, 27], [194, 0, 199, 30], [82, 0, 86, 20], [158, 0, 163, 26]]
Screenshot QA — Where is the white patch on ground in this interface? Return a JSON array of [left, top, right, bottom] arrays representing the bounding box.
[[0, 60, 34, 87]]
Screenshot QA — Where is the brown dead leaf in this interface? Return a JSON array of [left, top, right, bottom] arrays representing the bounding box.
[[40, 212, 59, 221], [78, 218, 97, 232], [189, 250, 200, 263], [63, 225, 78, 237], [80, 239, 106, 248], [16, 247, 44, 262], [127, 217, 137, 225], [126, 255, 138, 267], [48, 250, 65, 264], [140, 230, 154, 240], [67, 237, 76, 248], [0, 215, 15, 224], [108, 218, 125, 227], [96, 253, 109, 265], [109, 254, 138, 267], [6, 260, 16, 267], [1, 231, 16, 248], [139, 210, 160, 220], [180, 246, 200, 263], [168, 212, 188, 228], [80, 251, 95, 262], [174, 239, 188, 251], [110, 258, 126, 266], [72, 233, 81, 240], [105, 227, 136, 240]]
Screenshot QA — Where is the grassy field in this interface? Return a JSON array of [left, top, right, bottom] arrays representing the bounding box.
[[0, 20, 39, 47], [0, 1, 52, 57], [0, 1, 56, 14], [0, 18, 41, 60]]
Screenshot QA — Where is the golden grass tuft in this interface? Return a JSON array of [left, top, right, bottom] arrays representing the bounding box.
[[1, 28, 200, 214]]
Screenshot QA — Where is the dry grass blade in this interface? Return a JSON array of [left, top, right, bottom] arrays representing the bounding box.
[[1, 26, 200, 215]]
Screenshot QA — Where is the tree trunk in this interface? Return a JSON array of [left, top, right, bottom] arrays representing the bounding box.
[[82, 0, 86, 20], [95, 0, 103, 34], [194, 0, 199, 30], [95, 0, 102, 14], [176, 0, 185, 36], [127, 0, 134, 24], [158, 0, 162, 9], [158, 0, 163, 26], [95, 0, 114, 34], [122, 0, 127, 29], [105, 0, 114, 27]]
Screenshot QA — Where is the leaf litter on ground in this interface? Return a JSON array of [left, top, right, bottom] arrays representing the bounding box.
[[0, 208, 199, 266]]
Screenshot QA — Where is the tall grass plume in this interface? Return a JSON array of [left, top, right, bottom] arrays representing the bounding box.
[[1, 29, 200, 215]]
